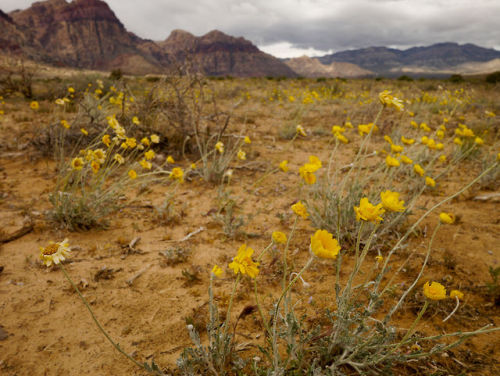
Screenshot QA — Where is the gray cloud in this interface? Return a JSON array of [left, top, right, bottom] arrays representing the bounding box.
[[1, 0, 499, 57]]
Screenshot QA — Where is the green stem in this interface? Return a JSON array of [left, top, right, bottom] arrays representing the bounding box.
[[223, 273, 241, 338], [59, 264, 156, 374], [253, 279, 272, 337]]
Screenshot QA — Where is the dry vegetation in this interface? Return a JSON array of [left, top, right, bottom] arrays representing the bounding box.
[[0, 66, 499, 375]]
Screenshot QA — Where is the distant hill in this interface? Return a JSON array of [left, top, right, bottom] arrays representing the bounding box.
[[285, 56, 372, 78], [0, 0, 295, 77], [318, 43, 500, 76]]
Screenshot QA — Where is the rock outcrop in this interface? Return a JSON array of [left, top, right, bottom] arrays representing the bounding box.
[[159, 29, 296, 77]]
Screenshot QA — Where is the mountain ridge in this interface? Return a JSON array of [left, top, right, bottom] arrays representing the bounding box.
[[1, 0, 499, 77], [318, 42, 500, 75]]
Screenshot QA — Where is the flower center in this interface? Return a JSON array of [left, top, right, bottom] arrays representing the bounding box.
[[42, 244, 59, 256]]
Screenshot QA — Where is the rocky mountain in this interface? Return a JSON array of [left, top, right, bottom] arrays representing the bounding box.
[[159, 29, 296, 77], [285, 56, 372, 78], [7, 0, 165, 73], [319, 43, 500, 76], [0, 10, 30, 54], [0, 0, 295, 77]]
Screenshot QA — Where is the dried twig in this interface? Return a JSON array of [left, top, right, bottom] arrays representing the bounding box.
[[126, 265, 151, 287]]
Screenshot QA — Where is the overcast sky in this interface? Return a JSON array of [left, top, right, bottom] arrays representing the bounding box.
[[2, 0, 499, 57]]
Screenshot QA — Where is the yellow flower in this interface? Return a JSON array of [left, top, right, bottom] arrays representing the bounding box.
[[279, 160, 289, 172], [291, 201, 309, 219], [385, 155, 400, 167], [455, 126, 474, 138], [107, 115, 119, 129], [380, 190, 406, 212], [299, 164, 317, 185], [39, 238, 70, 267], [228, 244, 260, 278], [60, 120, 70, 129], [151, 134, 160, 143], [449, 290, 464, 300], [310, 229, 341, 259], [332, 125, 345, 135], [145, 150, 155, 160], [401, 155, 413, 164], [211, 265, 223, 277], [166, 155, 175, 164], [215, 141, 224, 153], [375, 255, 383, 263], [379, 90, 404, 110], [128, 169, 137, 179], [453, 137, 463, 146], [244, 136, 251, 144], [436, 143, 444, 150], [132, 116, 140, 125], [408, 111, 415, 117], [439, 212, 455, 224], [68, 87, 75, 93], [30, 101, 39, 110], [390, 144, 404, 153], [91, 161, 100, 174], [420, 122, 431, 132], [296, 124, 307, 136], [423, 281, 446, 300], [81, 128, 89, 136], [93, 149, 106, 164], [121, 142, 128, 150], [126, 137, 137, 148], [354, 197, 385, 223], [438, 154, 447, 163], [272, 231, 287, 244], [384, 135, 393, 144], [71, 157, 84, 170], [190, 163, 196, 169], [102, 134, 111, 147], [358, 123, 378, 136], [485, 110, 496, 118], [55, 98, 65, 105], [401, 136, 415, 145], [436, 130, 445, 139], [308, 155, 322, 169], [141, 137, 150, 146], [410, 120, 418, 129], [114, 153, 125, 164], [425, 176, 436, 187], [474, 137, 484, 145], [140, 159, 152, 170], [414, 164, 425, 177], [170, 167, 184, 183], [335, 133, 349, 144], [237, 149, 246, 160], [344, 120, 353, 128], [421, 136, 429, 145]]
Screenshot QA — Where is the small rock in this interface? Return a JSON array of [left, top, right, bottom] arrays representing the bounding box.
[[0, 326, 9, 341]]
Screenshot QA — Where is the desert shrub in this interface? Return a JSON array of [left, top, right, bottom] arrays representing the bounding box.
[[109, 68, 123, 81], [448, 74, 464, 83], [485, 70, 500, 84], [397, 75, 413, 81]]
